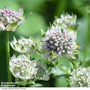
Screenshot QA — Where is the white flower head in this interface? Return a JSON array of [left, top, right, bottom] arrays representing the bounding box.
[[54, 13, 77, 29], [41, 24, 80, 60], [9, 54, 38, 79], [70, 67, 90, 87], [10, 36, 41, 54], [35, 60, 51, 81], [0, 7, 27, 31]]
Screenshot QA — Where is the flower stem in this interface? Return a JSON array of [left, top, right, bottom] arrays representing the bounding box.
[[84, 4, 90, 62], [5, 31, 12, 82], [58, 64, 71, 75]]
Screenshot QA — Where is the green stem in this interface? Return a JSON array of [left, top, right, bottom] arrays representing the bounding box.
[[58, 64, 71, 75], [5, 31, 12, 82], [84, 2, 90, 62]]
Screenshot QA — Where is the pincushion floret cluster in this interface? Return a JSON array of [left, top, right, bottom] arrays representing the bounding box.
[[41, 24, 80, 60], [0, 7, 24, 31], [70, 67, 90, 87], [0, 8, 20, 24], [45, 28, 73, 55]]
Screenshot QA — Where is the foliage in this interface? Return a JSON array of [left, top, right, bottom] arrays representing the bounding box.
[[0, 0, 90, 87]]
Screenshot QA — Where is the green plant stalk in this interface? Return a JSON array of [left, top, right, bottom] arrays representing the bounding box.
[[5, 31, 12, 82], [58, 64, 71, 75], [84, 6, 90, 62]]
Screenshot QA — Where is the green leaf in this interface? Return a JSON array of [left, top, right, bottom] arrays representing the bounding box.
[[51, 65, 71, 76], [31, 53, 41, 61], [82, 60, 90, 67], [7, 22, 18, 31], [74, 23, 80, 30], [67, 57, 79, 69], [58, 56, 73, 68], [78, 48, 90, 63], [54, 77, 68, 87], [30, 83, 43, 87], [41, 29, 46, 38]]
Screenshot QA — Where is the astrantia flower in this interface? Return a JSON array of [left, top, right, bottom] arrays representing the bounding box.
[[35, 60, 51, 81], [41, 24, 80, 60], [70, 67, 90, 87], [0, 7, 25, 31], [10, 36, 41, 54], [54, 13, 76, 29], [9, 54, 38, 79]]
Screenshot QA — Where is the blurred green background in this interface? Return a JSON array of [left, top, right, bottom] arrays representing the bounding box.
[[0, 0, 89, 87]]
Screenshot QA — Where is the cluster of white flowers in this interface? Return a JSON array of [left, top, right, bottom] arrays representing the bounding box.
[[54, 13, 76, 28], [9, 54, 38, 79], [10, 36, 41, 54], [9, 13, 80, 86], [0, 7, 25, 31], [41, 14, 80, 60], [9, 54, 51, 81], [70, 67, 90, 87]]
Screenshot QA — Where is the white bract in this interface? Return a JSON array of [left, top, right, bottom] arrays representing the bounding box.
[[9, 54, 38, 79], [10, 36, 41, 54], [0, 7, 25, 31], [35, 60, 51, 81], [54, 13, 76, 29], [41, 24, 80, 60], [70, 67, 90, 87]]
